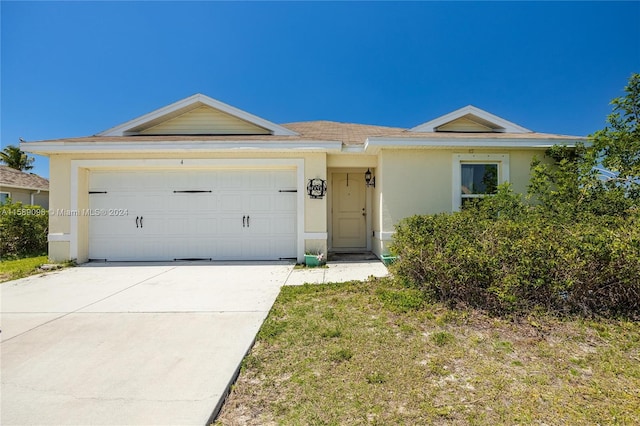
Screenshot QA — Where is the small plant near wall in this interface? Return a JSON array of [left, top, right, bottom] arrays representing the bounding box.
[[304, 251, 326, 267]]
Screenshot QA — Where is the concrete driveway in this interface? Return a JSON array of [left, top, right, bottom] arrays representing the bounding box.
[[1, 262, 292, 425]]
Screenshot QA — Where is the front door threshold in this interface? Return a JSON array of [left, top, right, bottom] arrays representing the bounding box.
[[327, 251, 378, 262]]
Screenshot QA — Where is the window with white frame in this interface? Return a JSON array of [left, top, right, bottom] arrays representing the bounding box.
[[453, 154, 509, 211], [0, 192, 10, 204]]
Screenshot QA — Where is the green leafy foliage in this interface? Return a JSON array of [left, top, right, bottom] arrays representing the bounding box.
[[389, 74, 640, 318], [592, 73, 640, 200], [0, 201, 48, 259], [390, 195, 640, 318], [0, 145, 35, 171]]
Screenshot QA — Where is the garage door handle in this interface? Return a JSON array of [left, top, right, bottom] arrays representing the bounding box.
[[247, 215, 250, 228], [243, 215, 246, 227], [140, 216, 143, 228], [136, 216, 139, 228]]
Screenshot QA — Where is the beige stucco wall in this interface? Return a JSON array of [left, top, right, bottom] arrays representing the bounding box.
[[48, 155, 71, 262], [304, 153, 327, 233], [372, 148, 547, 256], [0, 187, 49, 208]]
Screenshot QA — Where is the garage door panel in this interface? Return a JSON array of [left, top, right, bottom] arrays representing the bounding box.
[[273, 170, 297, 188], [129, 238, 170, 261], [138, 216, 166, 235], [219, 194, 243, 212], [192, 217, 218, 236], [246, 172, 271, 189], [217, 172, 245, 189], [171, 193, 218, 211], [135, 172, 167, 190], [90, 216, 132, 237], [218, 216, 243, 235], [89, 169, 297, 261], [247, 194, 272, 211], [245, 216, 271, 235], [242, 239, 271, 259], [170, 237, 215, 260], [259, 238, 296, 260], [215, 238, 243, 260], [274, 194, 296, 211], [167, 170, 218, 189], [271, 215, 297, 234]]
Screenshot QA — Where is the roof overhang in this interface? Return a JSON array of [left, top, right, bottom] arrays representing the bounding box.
[[364, 137, 584, 154], [21, 139, 343, 155], [0, 184, 49, 192]]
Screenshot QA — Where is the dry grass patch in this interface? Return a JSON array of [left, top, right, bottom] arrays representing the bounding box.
[[215, 278, 640, 425]]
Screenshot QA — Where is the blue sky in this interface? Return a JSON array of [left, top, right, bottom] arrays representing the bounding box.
[[2, 1, 639, 178]]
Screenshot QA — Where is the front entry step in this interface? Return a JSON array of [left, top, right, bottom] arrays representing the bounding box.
[[327, 252, 378, 262]]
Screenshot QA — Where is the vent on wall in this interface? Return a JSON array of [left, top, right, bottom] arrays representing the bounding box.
[[434, 115, 505, 133]]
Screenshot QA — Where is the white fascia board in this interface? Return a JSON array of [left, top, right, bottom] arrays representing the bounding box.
[[341, 145, 366, 153], [0, 184, 48, 192], [364, 137, 580, 153], [410, 105, 532, 133], [20, 140, 342, 155], [98, 94, 299, 137]]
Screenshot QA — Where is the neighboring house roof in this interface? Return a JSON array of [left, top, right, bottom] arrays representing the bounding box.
[[20, 94, 586, 155], [0, 166, 49, 191]]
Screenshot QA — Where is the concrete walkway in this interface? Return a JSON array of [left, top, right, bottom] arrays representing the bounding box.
[[1, 260, 387, 425], [283, 260, 389, 285]]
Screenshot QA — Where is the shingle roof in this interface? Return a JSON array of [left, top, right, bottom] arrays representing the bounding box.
[[282, 121, 408, 145], [282, 121, 583, 145], [0, 166, 49, 191], [30, 120, 583, 146]]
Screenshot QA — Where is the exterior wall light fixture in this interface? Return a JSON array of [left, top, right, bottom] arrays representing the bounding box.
[[365, 168, 375, 188]]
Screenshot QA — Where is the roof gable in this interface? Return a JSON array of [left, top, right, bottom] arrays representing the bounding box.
[[98, 94, 298, 137], [410, 105, 531, 133]]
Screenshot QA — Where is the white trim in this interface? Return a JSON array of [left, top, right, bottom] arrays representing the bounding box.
[[98, 94, 298, 137], [69, 158, 306, 262], [452, 153, 510, 211], [410, 105, 531, 133], [364, 137, 579, 153], [21, 140, 342, 155], [48, 233, 71, 242]]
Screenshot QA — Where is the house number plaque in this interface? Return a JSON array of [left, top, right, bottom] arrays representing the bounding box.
[[307, 178, 327, 199]]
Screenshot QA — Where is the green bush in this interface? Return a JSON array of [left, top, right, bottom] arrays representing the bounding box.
[[0, 201, 48, 259], [390, 75, 640, 318], [389, 189, 640, 318]]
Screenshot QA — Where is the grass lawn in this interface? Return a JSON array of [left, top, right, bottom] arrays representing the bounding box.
[[215, 278, 640, 425], [0, 255, 50, 283]]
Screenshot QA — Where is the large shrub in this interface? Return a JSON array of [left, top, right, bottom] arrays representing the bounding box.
[[390, 75, 640, 318], [0, 201, 48, 259], [389, 188, 640, 318]]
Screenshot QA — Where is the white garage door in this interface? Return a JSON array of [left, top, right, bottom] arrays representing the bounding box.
[[88, 169, 297, 261]]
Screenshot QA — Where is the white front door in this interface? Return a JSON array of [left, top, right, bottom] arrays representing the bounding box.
[[331, 172, 367, 249], [88, 169, 297, 261]]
